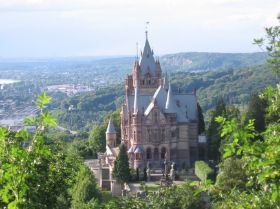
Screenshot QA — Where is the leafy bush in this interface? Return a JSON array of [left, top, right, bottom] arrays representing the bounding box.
[[195, 161, 214, 181]]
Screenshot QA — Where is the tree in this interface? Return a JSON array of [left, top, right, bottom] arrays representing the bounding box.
[[214, 157, 247, 193], [0, 92, 77, 209], [88, 124, 106, 154], [207, 97, 226, 162], [71, 165, 101, 209], [112, 144, 130, 185], [245, 93, 267, 133], [197, 103, 205, 134], [254, 14, 280, 74], [103, 181, 204, 209], [214, 84, 280, 207]]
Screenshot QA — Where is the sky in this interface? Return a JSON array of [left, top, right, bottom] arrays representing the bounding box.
[[0, 0, 279, 58]]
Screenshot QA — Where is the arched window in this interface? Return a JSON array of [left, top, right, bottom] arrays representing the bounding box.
[[154, 148, 159, 160], [146, 148, 152, 160], [161, 147, 166, 159]]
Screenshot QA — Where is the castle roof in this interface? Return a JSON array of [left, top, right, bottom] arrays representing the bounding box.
[[134, 145, 144, 154], [128, 84, 197, 122], [139, 38, 156, 77], [106, 118, 116, 134]]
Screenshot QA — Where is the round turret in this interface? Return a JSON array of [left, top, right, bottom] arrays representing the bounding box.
[[106, 118, 117, 147]]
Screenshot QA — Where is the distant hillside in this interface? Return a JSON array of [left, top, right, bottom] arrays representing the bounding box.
[[0, 52, 267, 84], [83, 52, 267, 74], [161, 52, 267, 72], [171, 64, 279, 110], [55, 63, 279, 131]]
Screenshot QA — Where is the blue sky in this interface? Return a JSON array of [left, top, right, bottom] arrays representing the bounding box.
[[0, 0, 279, 58]]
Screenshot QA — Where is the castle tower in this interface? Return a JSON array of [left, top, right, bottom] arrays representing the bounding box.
[[106, 118, 116, 147]]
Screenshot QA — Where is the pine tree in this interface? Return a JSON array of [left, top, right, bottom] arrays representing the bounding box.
[[207, 97, 226, 162], [112, 144, 130, 185], [197, 103, 205, 134], [71, 166, 101, 209], [245, 93, 267, 133]]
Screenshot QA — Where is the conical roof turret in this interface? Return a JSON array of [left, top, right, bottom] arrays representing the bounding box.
[[106, 118, 116, 134], [140, 36, 156, 77]]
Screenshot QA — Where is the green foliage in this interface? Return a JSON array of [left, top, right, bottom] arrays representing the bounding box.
[[214, 157, 247, 193], [245, 93, 267, 133], [36, 91, 52, 110], [88, 124, 106, 154], [0, 92, 78, 209], [260, 84, 280, 123], [171, 64, 278, 112], [71, 165, 101, 209], [214, 84, 280, 206], [57, 85, 123, 131], [254, 14, 280, 74], [112, 144, 130, 184], [88, 109, 121, 155], [195, 161, 214, 182], [211, 189, 277, 209], [207, 98, 226, 161], [68, 139, 96, 159], [102, 181, 204, 209]]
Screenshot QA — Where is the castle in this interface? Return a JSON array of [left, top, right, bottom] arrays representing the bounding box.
[[87, 33, 201, 193], [119, 33, 199, 169]]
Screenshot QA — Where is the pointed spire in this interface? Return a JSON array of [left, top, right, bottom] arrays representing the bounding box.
[[106, 118, 116, 134], [145, 21, 149, 40], [136, 42, 139, 60], [134, 80, 140, 114], [165, 82, 176, 113], [140, 35, 156, 77]]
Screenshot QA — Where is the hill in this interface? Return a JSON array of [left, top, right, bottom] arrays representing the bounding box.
[[55, 63, 279, 131], [171, 64, 279, 110], [161, 52, 266, 72], [0, 52, 267, 87]]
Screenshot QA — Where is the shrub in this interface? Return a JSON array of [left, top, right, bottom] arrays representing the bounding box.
[[195, 161, 214, 181]]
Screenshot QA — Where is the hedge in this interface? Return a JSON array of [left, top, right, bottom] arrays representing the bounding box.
[[195, 161, 214, 181]]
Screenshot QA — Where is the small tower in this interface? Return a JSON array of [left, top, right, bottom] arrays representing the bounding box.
[[133, 79, 140, 115], [106, 118, 117, 147]]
